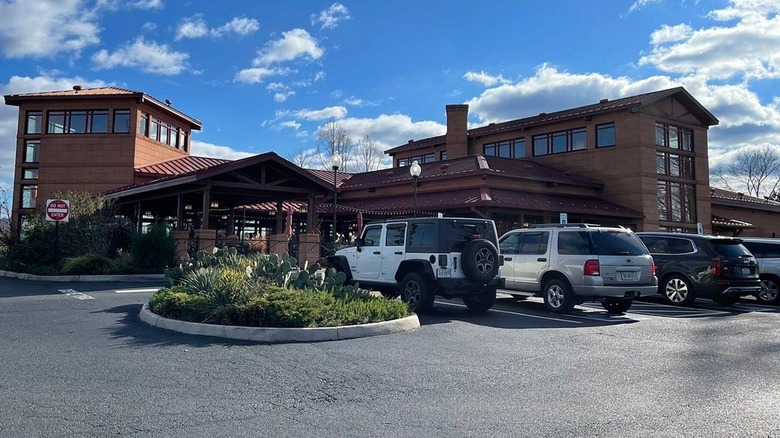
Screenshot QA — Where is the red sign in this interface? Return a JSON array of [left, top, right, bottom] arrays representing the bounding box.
[[46, 199, 70, 222]]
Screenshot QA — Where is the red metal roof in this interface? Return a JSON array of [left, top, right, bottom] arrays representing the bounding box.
[[387, 87, 719, 155], [135, 156, 231, 178]]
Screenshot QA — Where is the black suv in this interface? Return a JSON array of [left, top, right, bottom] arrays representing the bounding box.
[[637, 232, 762, 306], [328, 217, 504, 313]]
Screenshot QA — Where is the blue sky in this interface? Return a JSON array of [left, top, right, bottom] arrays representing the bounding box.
[[1, 0, 780, 206]]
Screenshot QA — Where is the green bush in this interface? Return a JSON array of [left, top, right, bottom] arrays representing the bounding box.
[[132, 223, 175, 272], [61, 253, 121, 275], [149, 288, 211, 322]]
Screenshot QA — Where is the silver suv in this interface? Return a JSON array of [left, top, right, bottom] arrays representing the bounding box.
[[499, 224, 657, 314], [740, 237, 780, 305], [328, 217, 504, 313]]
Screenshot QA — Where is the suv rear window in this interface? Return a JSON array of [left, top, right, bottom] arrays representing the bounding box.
[[443, 220, 497, 252], [710, 239, 753, 257], [558, 231, 648, 256]]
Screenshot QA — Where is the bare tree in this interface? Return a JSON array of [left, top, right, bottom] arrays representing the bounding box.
[[0, 185, 14, 247], [354, 135, 384, 172], [710, 144, 780, 198], [316, 118, 354, 172], [286, 147, 317, 168]]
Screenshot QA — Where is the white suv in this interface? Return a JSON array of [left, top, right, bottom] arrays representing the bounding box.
[[499, 224, 657, 314], [740, 237, 780, 305], [328, 217, 504, 313]]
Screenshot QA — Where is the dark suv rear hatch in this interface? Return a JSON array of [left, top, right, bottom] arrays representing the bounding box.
[[710, 239, 759, 279]]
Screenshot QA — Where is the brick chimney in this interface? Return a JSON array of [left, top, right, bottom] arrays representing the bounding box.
[[445, 104, 469, 159]]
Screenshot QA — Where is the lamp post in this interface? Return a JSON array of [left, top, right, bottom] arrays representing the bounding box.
[[410, 160, 421, 218], [331, 152, 342, 245]]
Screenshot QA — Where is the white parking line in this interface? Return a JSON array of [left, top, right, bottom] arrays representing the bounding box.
[[115, 288, 160, 294], [435, 300, 583, 324], [58, 289, 95, 300]]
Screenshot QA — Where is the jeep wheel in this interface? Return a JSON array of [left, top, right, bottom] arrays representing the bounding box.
[[542, 278, 575, 313], [462, 287, 497, 312], [461, 239, 499, 283], [756, 276, 780, 305], [400, 273, 435, 313], [661, 275, 695, 306], [601, 298, 633, 314]]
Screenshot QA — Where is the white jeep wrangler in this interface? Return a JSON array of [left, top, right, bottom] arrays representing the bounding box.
[[328, 217, 504, 313]]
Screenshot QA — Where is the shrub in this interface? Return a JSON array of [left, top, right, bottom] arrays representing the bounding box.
[[149, 288, 211, 322], [132, 223, 175, 272], [263, 287, 336, 327], [61, 253, 121, 275]]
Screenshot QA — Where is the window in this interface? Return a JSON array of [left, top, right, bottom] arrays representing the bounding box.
[[24, 140, 40, 163], [656, 123, 693, 151], [557, 231, 592, 255], [150, 118, 159, 141], [181, 131, 189, 152], [499, 233, 522, 254], [532, 127, 587, 156], [440, 151, 447, 160], [113, 109, 130, 133], [385, 224, 406, 246], [21, 184, 37, 208], [361, 226, 382, 246], [484, 138, 525, 159], [26, 111, 42, 134], [46, 110, 108, 134], [520, 232, 549, 255], [656, 152, 694, 179], [140, 113, 149, 136], [596, 123, 615, 148], [398, 154, 435, 167], [409, 222, 436, 248], [22, 169, 38, 179], [658, 181, 696, 223]]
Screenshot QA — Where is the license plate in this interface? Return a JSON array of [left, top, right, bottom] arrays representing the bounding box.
[[620, 271, 637, 281], [742, 267, 751, 275], [437, 268, 451, 278]]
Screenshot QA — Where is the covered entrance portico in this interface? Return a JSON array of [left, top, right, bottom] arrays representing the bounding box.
[[105, 153, 337, 266]]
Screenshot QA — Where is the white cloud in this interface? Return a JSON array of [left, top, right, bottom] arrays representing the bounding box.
[[96, 0, 163, 10], [627, 0, 663, 13], [190, 140, 254, 160], [311, 3, 350, 30], [639, 6, 780, 80], [0, 0, 100, 58], [274, 91, 295, 102], [91, 38, 190, 75], [337, 114, 445, 152], [252, 28, 323, 65], [175, 15, 259, 40], [278, 121, 301, 130], [234, 67, 292, 84], [293, 106, 348, 121], [463, 71, 511, 87]]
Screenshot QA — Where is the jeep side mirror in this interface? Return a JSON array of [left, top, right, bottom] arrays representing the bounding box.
[[355, 238, 365, 247]]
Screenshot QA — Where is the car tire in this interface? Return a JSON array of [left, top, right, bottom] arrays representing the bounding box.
[[756, 276, 780, 305], [601, 298, 633, 314], [461, 239, 499, 283], [462, 287, 497, 312], [400, 273, 435, 314], [542, 278, 575, 313], [660, 274, 696, 306]]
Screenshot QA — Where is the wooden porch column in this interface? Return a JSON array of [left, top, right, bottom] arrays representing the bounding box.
[[176, 193, 184, 231], [201, 187, 210, 229]]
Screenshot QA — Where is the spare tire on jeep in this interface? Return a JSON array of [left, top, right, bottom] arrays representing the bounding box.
[[461, 239, 499, 283]]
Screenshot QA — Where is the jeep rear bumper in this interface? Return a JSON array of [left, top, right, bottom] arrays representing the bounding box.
[[437, 277, 505, 295]]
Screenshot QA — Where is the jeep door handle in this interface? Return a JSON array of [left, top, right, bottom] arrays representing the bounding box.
[[373, 251, 381, 255], [504, 257, 513, 261], [537, 258, 547, 262], [394, 251, 403, 255]]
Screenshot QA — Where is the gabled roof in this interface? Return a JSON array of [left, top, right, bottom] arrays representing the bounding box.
[[338, 154, 603, 190], [4, 86, 203, 129], [387, 87, 719, 155], [135, 156, 231, 178], [710, 187, 780, 212]]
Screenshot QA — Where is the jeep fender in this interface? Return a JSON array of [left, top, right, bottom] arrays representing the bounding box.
[[395, 260, 435, 283], [327, 255, 353, 281]]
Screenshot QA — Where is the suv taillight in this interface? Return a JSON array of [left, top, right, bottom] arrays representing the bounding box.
[[712, 258, 723, 276], [651, 259, 656, 277], [584, 259, 600, 276]]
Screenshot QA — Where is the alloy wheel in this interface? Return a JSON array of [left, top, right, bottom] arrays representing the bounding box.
[[664, 277, 689, 303], [757, 279, 779, 303]]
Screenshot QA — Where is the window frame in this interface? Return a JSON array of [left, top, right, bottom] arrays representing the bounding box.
[[596, 122, 616, 148], [484, 138, 526, 159], [26, 111, 42, 134], [20, 184, 38, 209], [113, 109, 131, 133], [532, 127, 587, 156]]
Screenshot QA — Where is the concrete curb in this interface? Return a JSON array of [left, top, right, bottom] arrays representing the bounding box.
[[139, 304, 421, 343], [0, 270, 164, 282]]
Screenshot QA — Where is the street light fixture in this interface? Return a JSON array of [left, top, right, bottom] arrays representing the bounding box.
[[331, 152, 342, 244], [410, 160, 421, 218]]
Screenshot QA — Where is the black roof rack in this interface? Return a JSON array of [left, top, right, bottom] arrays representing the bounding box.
[[529, 223, 602, 228]]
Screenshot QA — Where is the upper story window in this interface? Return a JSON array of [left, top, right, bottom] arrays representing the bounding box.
[[22, 168, 39, 180], [657, 152, 694, 179], [596, 123, 616, 148], [113, 109, 130, 133], [140, 112, 149, 136], [532, 127, 586, 156], [181, 131, 189, 152], [21, 184, 38, 209], [655, 122, 693, 151], [484, 138, 525, 159], [26, 111, 42, 134], [398, 153, 435, 167], [47, 110, 109, 134], [140, 112, 183, 148], [24, 140, 40, 163], [440, 151, 447, 160]]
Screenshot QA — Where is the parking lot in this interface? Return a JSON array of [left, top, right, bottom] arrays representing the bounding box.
[[3, 277, 780, 437]]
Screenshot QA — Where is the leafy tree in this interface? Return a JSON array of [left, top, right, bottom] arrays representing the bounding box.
[[710, 144, 780, 198]]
